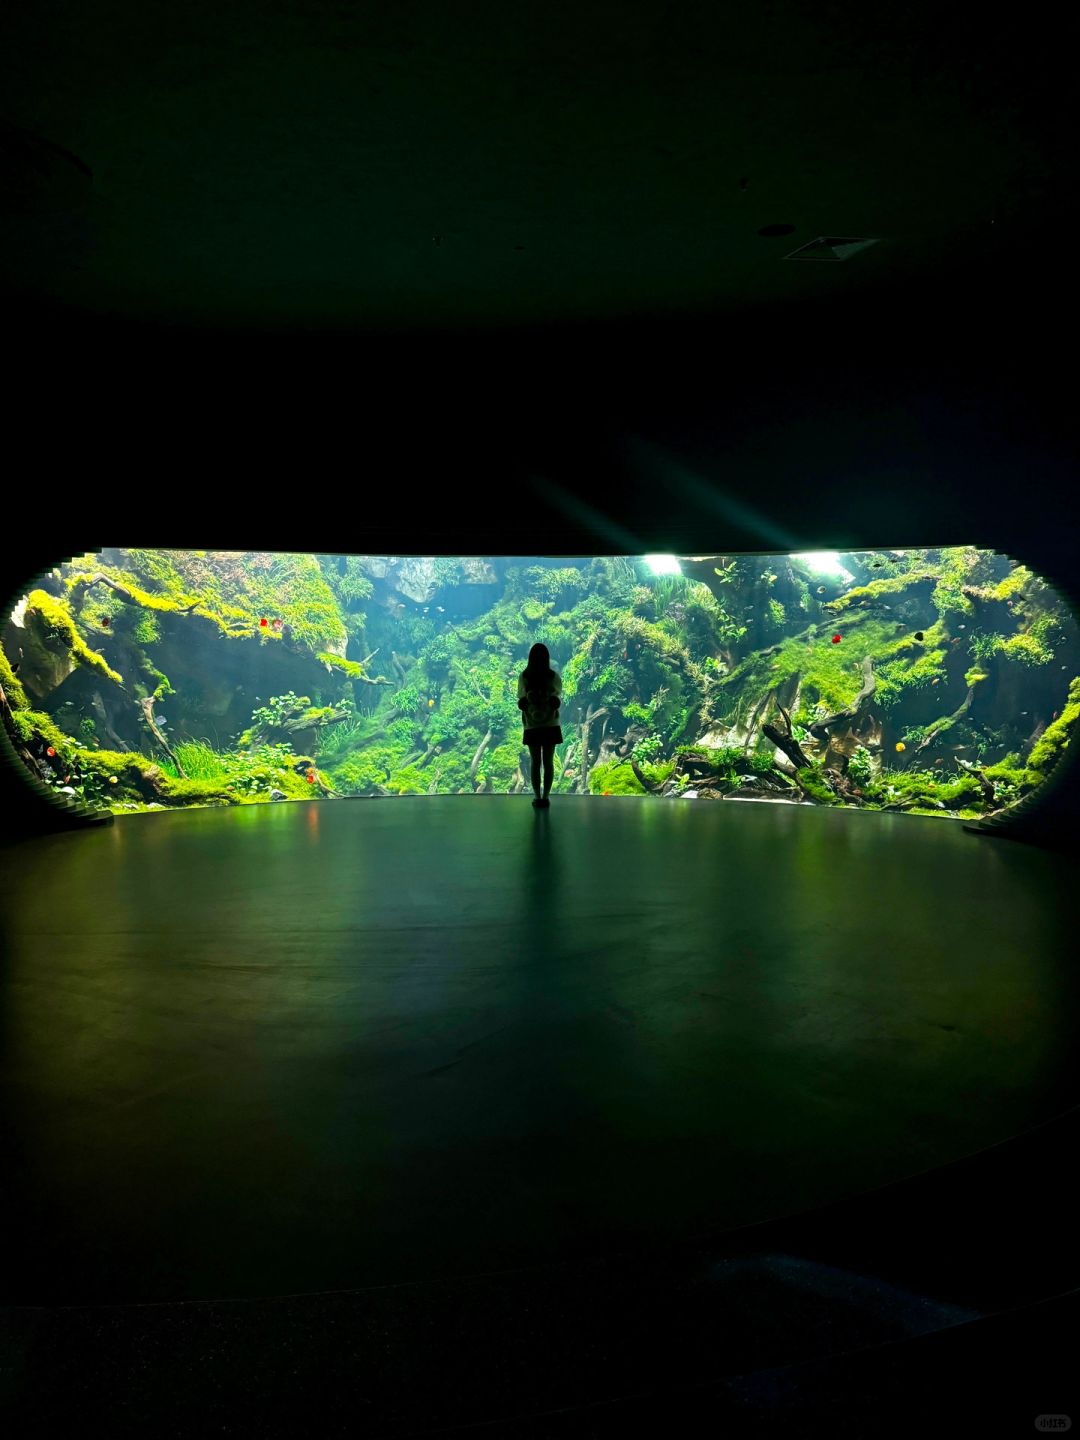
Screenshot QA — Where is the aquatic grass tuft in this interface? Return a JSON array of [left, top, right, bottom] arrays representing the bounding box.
[[170, 740, 227, 779]]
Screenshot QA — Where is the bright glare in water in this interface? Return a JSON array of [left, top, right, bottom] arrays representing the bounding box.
[[793, 551, 854, 581], [644, 554, 683, 576]]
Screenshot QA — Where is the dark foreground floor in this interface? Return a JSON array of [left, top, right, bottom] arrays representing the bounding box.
[[1, 796, 1077, 1433]]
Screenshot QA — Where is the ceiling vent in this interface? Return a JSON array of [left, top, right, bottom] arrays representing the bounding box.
[[785, 236, 880, 261]]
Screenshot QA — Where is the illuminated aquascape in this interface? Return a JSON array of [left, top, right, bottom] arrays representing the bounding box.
[[1, 547, 1076, 820]]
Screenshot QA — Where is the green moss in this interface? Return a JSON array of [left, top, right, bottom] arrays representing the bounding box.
[[826, 571, 936, 613], [795, 766, 841, 805], [317, 653, 365, 678], [1026, 677, 1080, 778], [80, 749, 154, 779], [132, 612, 161, 645], [26, 590, 123, 685], [69, 551, 347, 652], [0, 644, 28, 709], [155, 775, 236, 806], [589, 761, 646, 795], [385, 764, 427, 795], [998, 627, 1054, 667], [8, 708, 74, 754], [329, 746, 400, 795], [989, 565, 1033, 601]]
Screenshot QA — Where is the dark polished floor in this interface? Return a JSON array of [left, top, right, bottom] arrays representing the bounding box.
[[1, 795, 1078, 1317]]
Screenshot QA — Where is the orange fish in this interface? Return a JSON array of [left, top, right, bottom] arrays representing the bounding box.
[[306, 772, 316, 784], [46, 746, 55, 757], [259, 618, 268, 627]]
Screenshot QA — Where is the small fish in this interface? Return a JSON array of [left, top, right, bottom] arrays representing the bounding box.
[[870, 561, 884, 568], [259, 618, 268, 627], [895, 742, 906, 752], [934, 758, 943, 765], [817, 586, 826, 594], [436, 606, 445, 612], [46, 746, 56, 757], [831, 634, 841, 644], [428, 699, 435, 707], [306, 772, 316, 783], [272, 619, 283, 630], [1053, 711, 1058, 720], [109, 776, 118, 784], [1020, 711, 1028, 715], [101, 616, 111, 628], [932, 678, 940, 685], [952, 638, 961, 646], [959, 624, 966, 630], [914, 631, 925, 641], [423, 607, 429, 612]]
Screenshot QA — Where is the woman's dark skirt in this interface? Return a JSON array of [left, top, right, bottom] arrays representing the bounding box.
[[523, 725, 563, 746]]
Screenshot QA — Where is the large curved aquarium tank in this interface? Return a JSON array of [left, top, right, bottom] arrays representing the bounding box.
[[1, 547, 1076, 821]]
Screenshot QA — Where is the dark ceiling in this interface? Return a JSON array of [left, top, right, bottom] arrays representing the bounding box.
[[1, 0, 1074, 333]]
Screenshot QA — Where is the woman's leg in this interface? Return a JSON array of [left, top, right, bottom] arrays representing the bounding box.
[[528, 744, 542, 798], [541, 742, 556, 798]]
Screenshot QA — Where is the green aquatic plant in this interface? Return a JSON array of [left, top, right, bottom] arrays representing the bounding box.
[[313, 721, 364, 763], [168, 741, 226, 780], [847, 745, 873, 787], [631, 733, 663, 763]]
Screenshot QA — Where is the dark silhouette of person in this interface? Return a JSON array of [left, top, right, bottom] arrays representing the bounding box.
[[517, 643, 562, 808]]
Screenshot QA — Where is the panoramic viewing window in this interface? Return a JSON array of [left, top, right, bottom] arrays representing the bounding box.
[[1, 547, 1076, 819]]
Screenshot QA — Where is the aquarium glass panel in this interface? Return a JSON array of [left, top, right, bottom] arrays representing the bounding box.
[[2, 548, 1076, 820]]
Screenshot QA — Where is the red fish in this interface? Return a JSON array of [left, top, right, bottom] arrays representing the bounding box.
[[831, 634, 842, 644], [306, 772, 315, 783], [259, 618, 268, 627], [46, 746, 55, 757]]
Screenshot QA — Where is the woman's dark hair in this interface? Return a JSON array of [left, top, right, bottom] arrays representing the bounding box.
[[524, 643, 553, 682]]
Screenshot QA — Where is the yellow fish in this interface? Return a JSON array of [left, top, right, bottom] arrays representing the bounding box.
[[895, 742, 906, 752], [428, 699, 435, 707]]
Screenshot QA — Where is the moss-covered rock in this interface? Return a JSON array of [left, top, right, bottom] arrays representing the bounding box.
[[1026, 677, 1079, 779], [588, 760, 647, 795], [795, 765, 841, 805], [0, 644, 29, 710], [22, 590, 123, 691]]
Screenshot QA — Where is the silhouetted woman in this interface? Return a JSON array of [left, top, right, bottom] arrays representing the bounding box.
[[518, 643, 562, 808]]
